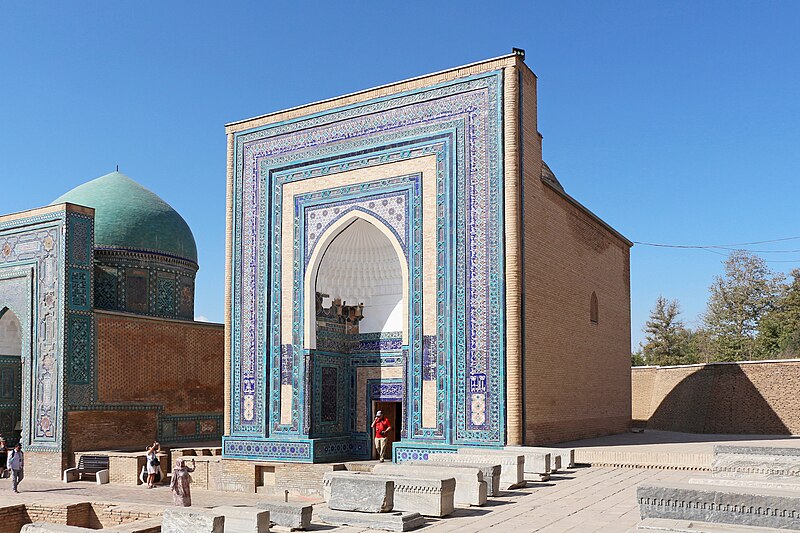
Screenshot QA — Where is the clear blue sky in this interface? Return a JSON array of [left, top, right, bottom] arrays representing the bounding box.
[[2, 2, 798, 348]]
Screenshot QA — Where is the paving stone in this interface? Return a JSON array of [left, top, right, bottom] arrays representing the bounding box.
[[634, 517, 792, 532], [373, 463, 486, 506], [257, 502, 312, 530], [319, 508, 425, 531], [327, 475, 394, 513], [162, 508, 225, 533], [211, 505, 269, 532]]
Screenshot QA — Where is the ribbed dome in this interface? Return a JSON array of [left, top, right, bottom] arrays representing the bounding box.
[[316, 219, 402, 303], [52, 171, 198, 263], [316, 219, 404, 334]]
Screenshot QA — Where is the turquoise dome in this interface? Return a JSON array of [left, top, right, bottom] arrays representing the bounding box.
[[52, 171, 198, 263]]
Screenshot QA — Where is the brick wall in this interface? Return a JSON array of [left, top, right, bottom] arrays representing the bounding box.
[[67, 311, 223, 451], [94, 311, 223, 412], [25, 451, 68, 481], [68, 410, 158, 452], [518, 66, 632, 445], [0, 502, 161, 532], [632, 360, 800, 434]]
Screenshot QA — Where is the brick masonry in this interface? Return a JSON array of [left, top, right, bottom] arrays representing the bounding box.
[[632, 359, 800, 434], [67, 311, 223, 452], [519, 67, 632, 445]]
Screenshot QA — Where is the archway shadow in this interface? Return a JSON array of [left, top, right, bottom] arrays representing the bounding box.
[[646, 363, 791, 435]]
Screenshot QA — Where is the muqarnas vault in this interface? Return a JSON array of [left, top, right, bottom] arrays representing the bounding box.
[[224, 52, 633, 463]]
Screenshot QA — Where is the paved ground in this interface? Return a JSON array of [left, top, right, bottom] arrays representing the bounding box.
[[4, 431, 798, 532], [0, 465, 691, 532]]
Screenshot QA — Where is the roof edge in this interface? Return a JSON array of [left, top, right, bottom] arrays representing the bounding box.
[[0, 202, 94, 226], [541, 179, 633, 247], [225, 52, 524, 133]]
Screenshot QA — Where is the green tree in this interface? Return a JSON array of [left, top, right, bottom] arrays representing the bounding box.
[[631, 349, 646, 367], [703, 251, 784, 362], [640, 296, 694, 366], [757, 268, 800, 358]]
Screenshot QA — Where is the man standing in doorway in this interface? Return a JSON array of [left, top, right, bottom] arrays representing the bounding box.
[[371, 410, 392, 462], [7, 443, 23, 493]]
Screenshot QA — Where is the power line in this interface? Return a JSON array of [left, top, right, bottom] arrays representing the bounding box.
[[633, 236, 800, 249]]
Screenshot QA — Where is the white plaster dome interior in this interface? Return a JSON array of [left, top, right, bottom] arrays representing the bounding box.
[[315, 219, 404, 334]]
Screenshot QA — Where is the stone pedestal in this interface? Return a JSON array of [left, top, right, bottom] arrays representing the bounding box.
[[505, 446, 574, 470], [374, 463, 486, 506], [211, 505, 270, 533], [637, 482, 800, 530], [319, 508, 424, 532], [162, 508, 225, 533], [257, 502, 312, 530], [427, 452, 526, 489], [328, 475, 394, 513], [408, 460, 500, 497]]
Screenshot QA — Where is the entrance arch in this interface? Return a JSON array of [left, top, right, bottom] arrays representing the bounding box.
[[0, 308, 22, 443], [304, 212, 409, 350]]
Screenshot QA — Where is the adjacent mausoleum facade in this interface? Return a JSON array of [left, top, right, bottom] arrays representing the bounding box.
[[0, 171, 223, 478], [223, 52, 632, 463]]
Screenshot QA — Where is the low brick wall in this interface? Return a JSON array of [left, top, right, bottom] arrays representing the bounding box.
[[0, 502, 161, 532], [632, 359, 800, 434]]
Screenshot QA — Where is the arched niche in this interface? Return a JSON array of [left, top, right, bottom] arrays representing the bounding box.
[[304, 212, 409, 350]]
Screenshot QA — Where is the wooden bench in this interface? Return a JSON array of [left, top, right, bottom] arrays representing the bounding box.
[[63, 455, 110, 484]]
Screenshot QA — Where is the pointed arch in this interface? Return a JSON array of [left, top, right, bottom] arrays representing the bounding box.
[[304, 211, 409, 349], [590, 291, 599, 325]]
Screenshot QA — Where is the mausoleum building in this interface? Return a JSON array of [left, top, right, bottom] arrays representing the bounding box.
[[223, 52, 633, 464], [0, 171, 223, 478]]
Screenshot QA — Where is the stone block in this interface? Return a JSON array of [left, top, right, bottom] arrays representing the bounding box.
[[408, 460, 501, 497], [319, 508, 424, 532], [162, 508, 225, 533], [63, 468, 79, 483], [375, 463, 487, 506], [637, 481, 800, 530], [712, 445, 800, 483], [506, 445, 574, 470], [360, 469, 454, 517], [257, 502, 312, 530], [96, 469, 110, 484], [22, 525, 94, 533], [211, 505, 269, 533], [427, 452, 526, 489], [327, 474, 394, 512], [459, 447, 549, 480]]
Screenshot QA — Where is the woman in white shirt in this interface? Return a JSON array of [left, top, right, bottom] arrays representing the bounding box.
[[145, 441, 161, 488]]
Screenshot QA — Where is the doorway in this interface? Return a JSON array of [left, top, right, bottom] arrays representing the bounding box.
[[0, 308, 22, 445], [371, 401, 402, 461]]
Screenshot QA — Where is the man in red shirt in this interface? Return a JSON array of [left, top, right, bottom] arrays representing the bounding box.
[[371, 410, 392, 462]]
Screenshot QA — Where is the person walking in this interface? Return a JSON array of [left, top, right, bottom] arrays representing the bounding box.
[[145, 441, 161, 488], [370, 410, 392, 462], [7, 443, 23, 493], [169, 458, 195, 506]]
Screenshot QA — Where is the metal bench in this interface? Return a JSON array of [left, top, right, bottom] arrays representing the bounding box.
[[63, 454, 110, 484]]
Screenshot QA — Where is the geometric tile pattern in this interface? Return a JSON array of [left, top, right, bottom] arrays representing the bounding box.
[[228, 71, 507, 460]]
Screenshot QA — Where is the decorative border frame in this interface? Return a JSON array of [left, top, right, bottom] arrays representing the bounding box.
[[228, 70, 507, 457]]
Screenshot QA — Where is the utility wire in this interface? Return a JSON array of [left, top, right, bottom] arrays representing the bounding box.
[[633, 235, 800, 249]]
